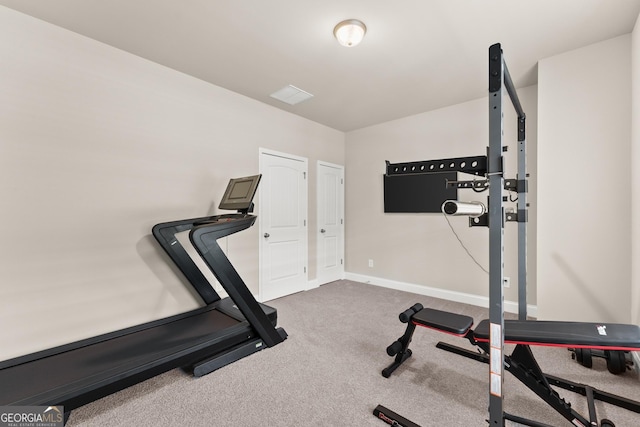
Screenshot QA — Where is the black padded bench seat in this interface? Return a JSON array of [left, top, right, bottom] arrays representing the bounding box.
[[412, 308, 474, 335], [474, 319, 640, 351]]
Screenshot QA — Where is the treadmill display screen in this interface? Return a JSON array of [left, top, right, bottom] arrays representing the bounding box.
[[218, 174, 261, 211], [228, 180, 252, 200]]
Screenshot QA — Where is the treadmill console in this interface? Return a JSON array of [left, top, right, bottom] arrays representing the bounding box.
[[192, 175, 261, 226], [218, 174, 261, 214]]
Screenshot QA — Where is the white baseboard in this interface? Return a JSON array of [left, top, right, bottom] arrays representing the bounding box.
[[307, 278, 319, 291], [345, 272, 538, 318]]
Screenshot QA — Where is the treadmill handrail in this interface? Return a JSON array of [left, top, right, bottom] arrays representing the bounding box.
[[190, 219, 285, 347], [152, 214, 259, 304]]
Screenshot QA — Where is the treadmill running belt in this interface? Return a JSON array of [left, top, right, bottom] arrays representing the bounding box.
[[0, 308, 240, 405]]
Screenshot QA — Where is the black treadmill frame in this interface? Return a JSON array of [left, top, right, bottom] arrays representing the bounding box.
[[1, 210, 286, 422], [0, 300, 273, 408], [153, 214, 285, 347]]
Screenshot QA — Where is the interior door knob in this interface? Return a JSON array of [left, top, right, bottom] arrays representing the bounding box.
[[320, 229, 326, 233], [264, 233, 270, 238]]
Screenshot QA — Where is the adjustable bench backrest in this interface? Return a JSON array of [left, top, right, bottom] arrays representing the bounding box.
[[474, 320, 640, 351]]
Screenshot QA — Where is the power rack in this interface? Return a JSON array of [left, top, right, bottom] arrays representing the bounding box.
[[376, 43, 640, 427]]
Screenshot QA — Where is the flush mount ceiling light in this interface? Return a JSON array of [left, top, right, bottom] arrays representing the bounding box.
[[333, 19, 367, 47]]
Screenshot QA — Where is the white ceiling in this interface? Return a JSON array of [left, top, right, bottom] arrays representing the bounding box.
[[2, 0, 639, 131]]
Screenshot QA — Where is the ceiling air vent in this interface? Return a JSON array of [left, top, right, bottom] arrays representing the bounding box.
[[269, 85, 314, 105]]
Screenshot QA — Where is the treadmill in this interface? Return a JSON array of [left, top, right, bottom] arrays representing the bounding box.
[[0, 174, 287, 422]]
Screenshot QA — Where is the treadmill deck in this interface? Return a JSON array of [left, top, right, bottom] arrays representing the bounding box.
[[0, 299, 276, 408]]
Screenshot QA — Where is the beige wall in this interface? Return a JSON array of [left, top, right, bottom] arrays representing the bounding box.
[[3, 3, 637, 364], [537, 35, 632, 323], [0, 7, 344, 361], [633, 13, 640, 326], [345, 86, 538, 312]]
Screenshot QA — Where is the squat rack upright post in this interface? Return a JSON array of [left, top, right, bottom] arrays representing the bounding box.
[[487, 42, 527, 425]]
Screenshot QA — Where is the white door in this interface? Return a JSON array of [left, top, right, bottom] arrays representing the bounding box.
[[259, 149, 308, 301], [316, 161, 344, 285]]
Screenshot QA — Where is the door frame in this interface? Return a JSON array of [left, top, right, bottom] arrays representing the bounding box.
[[316, 160, 345, 286], [258, 147, 309, 302]]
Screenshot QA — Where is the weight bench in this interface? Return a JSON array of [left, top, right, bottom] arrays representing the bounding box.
[[381, 303, 640, 427]]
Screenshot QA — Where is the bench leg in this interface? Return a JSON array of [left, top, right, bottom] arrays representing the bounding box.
[[506, 344, 592, 427], [382, 322, 417, 378]]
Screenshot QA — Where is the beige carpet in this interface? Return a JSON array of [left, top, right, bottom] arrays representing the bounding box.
[[65, 280, 640, 426]]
